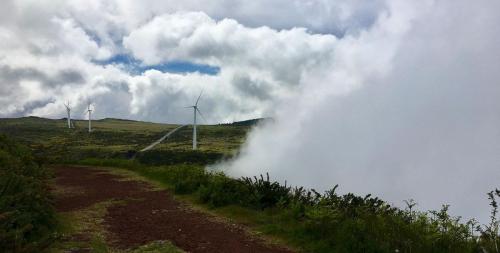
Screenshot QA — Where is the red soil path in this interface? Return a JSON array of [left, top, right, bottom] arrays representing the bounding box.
[[54, 166, 293, 253]]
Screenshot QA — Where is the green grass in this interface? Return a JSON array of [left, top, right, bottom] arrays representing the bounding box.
[[49, 199, 115, 253], [0, 117, 250, 164]]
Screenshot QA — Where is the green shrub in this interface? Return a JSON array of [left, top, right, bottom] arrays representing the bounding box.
[[198, 172, 249, 207], [170, 165, 207, 194], [241, 173, 292, 210], [477, 189, 500, 252], [0, 135, 57, 252], [135, 165, 208, 194]]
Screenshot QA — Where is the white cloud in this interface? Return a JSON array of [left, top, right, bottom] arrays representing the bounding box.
[[0, 3, 342, 123], [124, 12, 338, 85], [63, 0, 386, 35], [222, 0, 500, 223], [120, 12, 340, 122], [0, 0, 384, 121]]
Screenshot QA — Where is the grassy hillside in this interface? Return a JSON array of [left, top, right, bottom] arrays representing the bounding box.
[[0, 117, 251, 164]]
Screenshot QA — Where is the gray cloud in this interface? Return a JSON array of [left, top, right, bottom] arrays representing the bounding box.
[[0, 65, 85, 89], [0, 65, 83, 115], [56, 69, 85, 85], [0, 65, 47, 84], [7, 99, 56, 118], [233, 73, 272, 101]]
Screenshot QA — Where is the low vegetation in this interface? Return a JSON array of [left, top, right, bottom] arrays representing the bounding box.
[[0, 134, 57, 252], [0, 117, 249, 164]]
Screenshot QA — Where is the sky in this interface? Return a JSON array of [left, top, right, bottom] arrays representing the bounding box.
[[1, 0, 499, 222]]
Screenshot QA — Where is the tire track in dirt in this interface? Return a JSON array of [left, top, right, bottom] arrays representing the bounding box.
[[54, 166, 293, 253]]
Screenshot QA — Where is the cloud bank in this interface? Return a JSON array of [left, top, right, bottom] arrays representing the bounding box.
[[0, 0, 357, 123], [223, 0, 500, 222]]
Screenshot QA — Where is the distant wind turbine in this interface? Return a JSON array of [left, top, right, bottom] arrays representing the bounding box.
[[86, 102, 93, 133], [64, 101, 73, 129], [186, 91, 207, 150]]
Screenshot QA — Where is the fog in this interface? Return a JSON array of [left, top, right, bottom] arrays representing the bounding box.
[[223, 0, 500, 223]]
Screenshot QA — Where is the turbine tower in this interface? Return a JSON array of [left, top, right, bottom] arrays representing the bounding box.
[[64, 101, 72, 129], [86, 102, 93, 133], [186, 91, 206, 150]]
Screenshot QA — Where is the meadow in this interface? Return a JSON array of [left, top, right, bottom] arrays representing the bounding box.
[[0, 117, 249, 163], [0, 116, 499, 253]]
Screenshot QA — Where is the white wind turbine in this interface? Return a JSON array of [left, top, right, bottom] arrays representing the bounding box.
[[64, 101, 73, 129], [186, 91, 206, 150], [85, 102, 93, 133]]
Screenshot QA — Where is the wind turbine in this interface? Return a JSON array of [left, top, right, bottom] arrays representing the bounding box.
[[186, 91, 206, 150], [64, 101, 73, 129], [86, 102, 93, 133]]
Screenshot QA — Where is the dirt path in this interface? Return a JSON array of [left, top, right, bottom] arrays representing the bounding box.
[[54, 166, 293, 253]]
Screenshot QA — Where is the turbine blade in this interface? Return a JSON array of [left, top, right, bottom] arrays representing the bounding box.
[[195, 90, 203, 106], [196, 108, 208, 123]]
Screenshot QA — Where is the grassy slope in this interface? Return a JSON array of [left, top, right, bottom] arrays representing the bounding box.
[[0, 117, 250, 162]]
